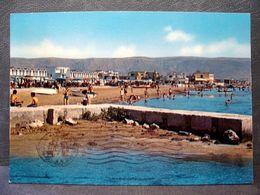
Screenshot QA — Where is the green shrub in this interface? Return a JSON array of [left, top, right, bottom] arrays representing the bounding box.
[[101, 107, 128, 121]]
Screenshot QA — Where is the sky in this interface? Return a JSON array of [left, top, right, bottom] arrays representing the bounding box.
[[10, 12, 251, 58]]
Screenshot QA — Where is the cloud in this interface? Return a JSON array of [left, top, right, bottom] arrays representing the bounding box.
[[179, 38, 250, 58], [11, 39, 94, 58], [164, 26, 193, 43], [113, 45, 136, 58], [11, 40, 138, 58]]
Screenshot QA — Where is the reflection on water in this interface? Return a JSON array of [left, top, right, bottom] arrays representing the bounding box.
[[134, 89, 252, 115], [10, 149, 253, 185]]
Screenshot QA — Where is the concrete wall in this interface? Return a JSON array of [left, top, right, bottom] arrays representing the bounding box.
[[119, 105, 252, 140], [10, 104, 111, 127], [119, 105, 252, 141], [10, 104, 252, 141]]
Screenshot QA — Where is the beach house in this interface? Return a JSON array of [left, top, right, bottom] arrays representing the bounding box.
[[10, 67, 48, 81], [191, 71, 214, 84]]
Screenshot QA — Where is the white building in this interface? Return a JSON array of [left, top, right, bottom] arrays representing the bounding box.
[[165, 72, 189, 84], [10, 67, 48, 78], [48, 67, 71, 80], [96, 70, 119, 81], [70, 70, 99, 80]]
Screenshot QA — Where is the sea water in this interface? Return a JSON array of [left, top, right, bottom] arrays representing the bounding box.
[[10, 149, 252, 185], [133, 89, 252, 115]]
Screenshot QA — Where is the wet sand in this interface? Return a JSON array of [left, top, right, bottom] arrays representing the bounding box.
[[10, 120, 252, 163], [11, 85, 182, 106]]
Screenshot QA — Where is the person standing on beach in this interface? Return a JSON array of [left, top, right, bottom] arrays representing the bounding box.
[[120, 87, 124, 101], [88, 84, 94, 94], [156, 85, 161, 98], [64, 86, 70, 105], [82, 94, 90, 106], [124, 86, 128, 100], [27, 92, 39, 107], [144, 87, 149, 100], [168, 88, 173, 99], [10, 90, 23, 107], [131, 84, 133, 93]]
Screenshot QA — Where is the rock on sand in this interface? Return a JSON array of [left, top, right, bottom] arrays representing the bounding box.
[[29, 120, 44, 128], [65, 118, 78, 125], [223, 129, 240, 145], [150, 123, 160, 130], [142, 123, 150, 129], [124, 118, 135, 125]]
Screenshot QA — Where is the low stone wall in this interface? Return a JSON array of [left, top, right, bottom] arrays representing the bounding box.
[[10, 104, 252, 141], [118, 105, 252, 141], [10, 104, 111, 127]]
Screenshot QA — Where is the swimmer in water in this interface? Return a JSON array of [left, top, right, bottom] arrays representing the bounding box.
[[225, 99, 231, 106], [162, 93, 166, 101]]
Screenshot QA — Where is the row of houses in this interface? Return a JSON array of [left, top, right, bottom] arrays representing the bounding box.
[[10, 66, 119, 83], [126, 71, 214, 84], [13, 66, 244, 86]]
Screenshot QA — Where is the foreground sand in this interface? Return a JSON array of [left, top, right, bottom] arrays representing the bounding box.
[[11, 85, 183, 106], [10, 119, 252, 163]]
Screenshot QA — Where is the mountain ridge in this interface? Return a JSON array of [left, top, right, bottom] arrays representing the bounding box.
[[11, 56, 251, 80]]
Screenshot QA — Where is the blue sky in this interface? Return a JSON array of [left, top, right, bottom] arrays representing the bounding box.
[[10, 12, 251, 58]]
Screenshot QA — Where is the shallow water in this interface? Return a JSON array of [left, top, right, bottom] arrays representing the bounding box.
[[10, 149, 253, 185], [133, 89, 252, 115]]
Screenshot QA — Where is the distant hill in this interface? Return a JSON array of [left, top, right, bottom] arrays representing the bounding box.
[[10, 56, 251, 80]]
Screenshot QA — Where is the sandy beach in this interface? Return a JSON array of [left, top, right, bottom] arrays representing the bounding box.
[[10, 85, 183, 106], [10, 119, 252, 163]]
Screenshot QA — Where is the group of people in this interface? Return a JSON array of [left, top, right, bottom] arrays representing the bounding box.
[[156, 86, 176, 100], [10, 90, 39, 107], [10, 80, 60, 90], [10, 84, 95, 108], [62, 84, 94, 106], [120, 85, 142, 104], [120, 85, 177, 105]]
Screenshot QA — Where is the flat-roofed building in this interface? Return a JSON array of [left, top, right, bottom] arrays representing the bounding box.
[[128, 71, 145, 80], [192, 71, 214, 83], [96, 70, 119, 81], [165, 72, 189, 84], [128, 71, 160, 81], [10, 67, 48, 78], [145, 71, 160, 81], [48, 67, 71, 80], [70, 70, 99, 80]]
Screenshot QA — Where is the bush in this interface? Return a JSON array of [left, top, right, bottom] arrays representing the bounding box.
[[82, 111, 100, 121], [101, 107, 129, 121]]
